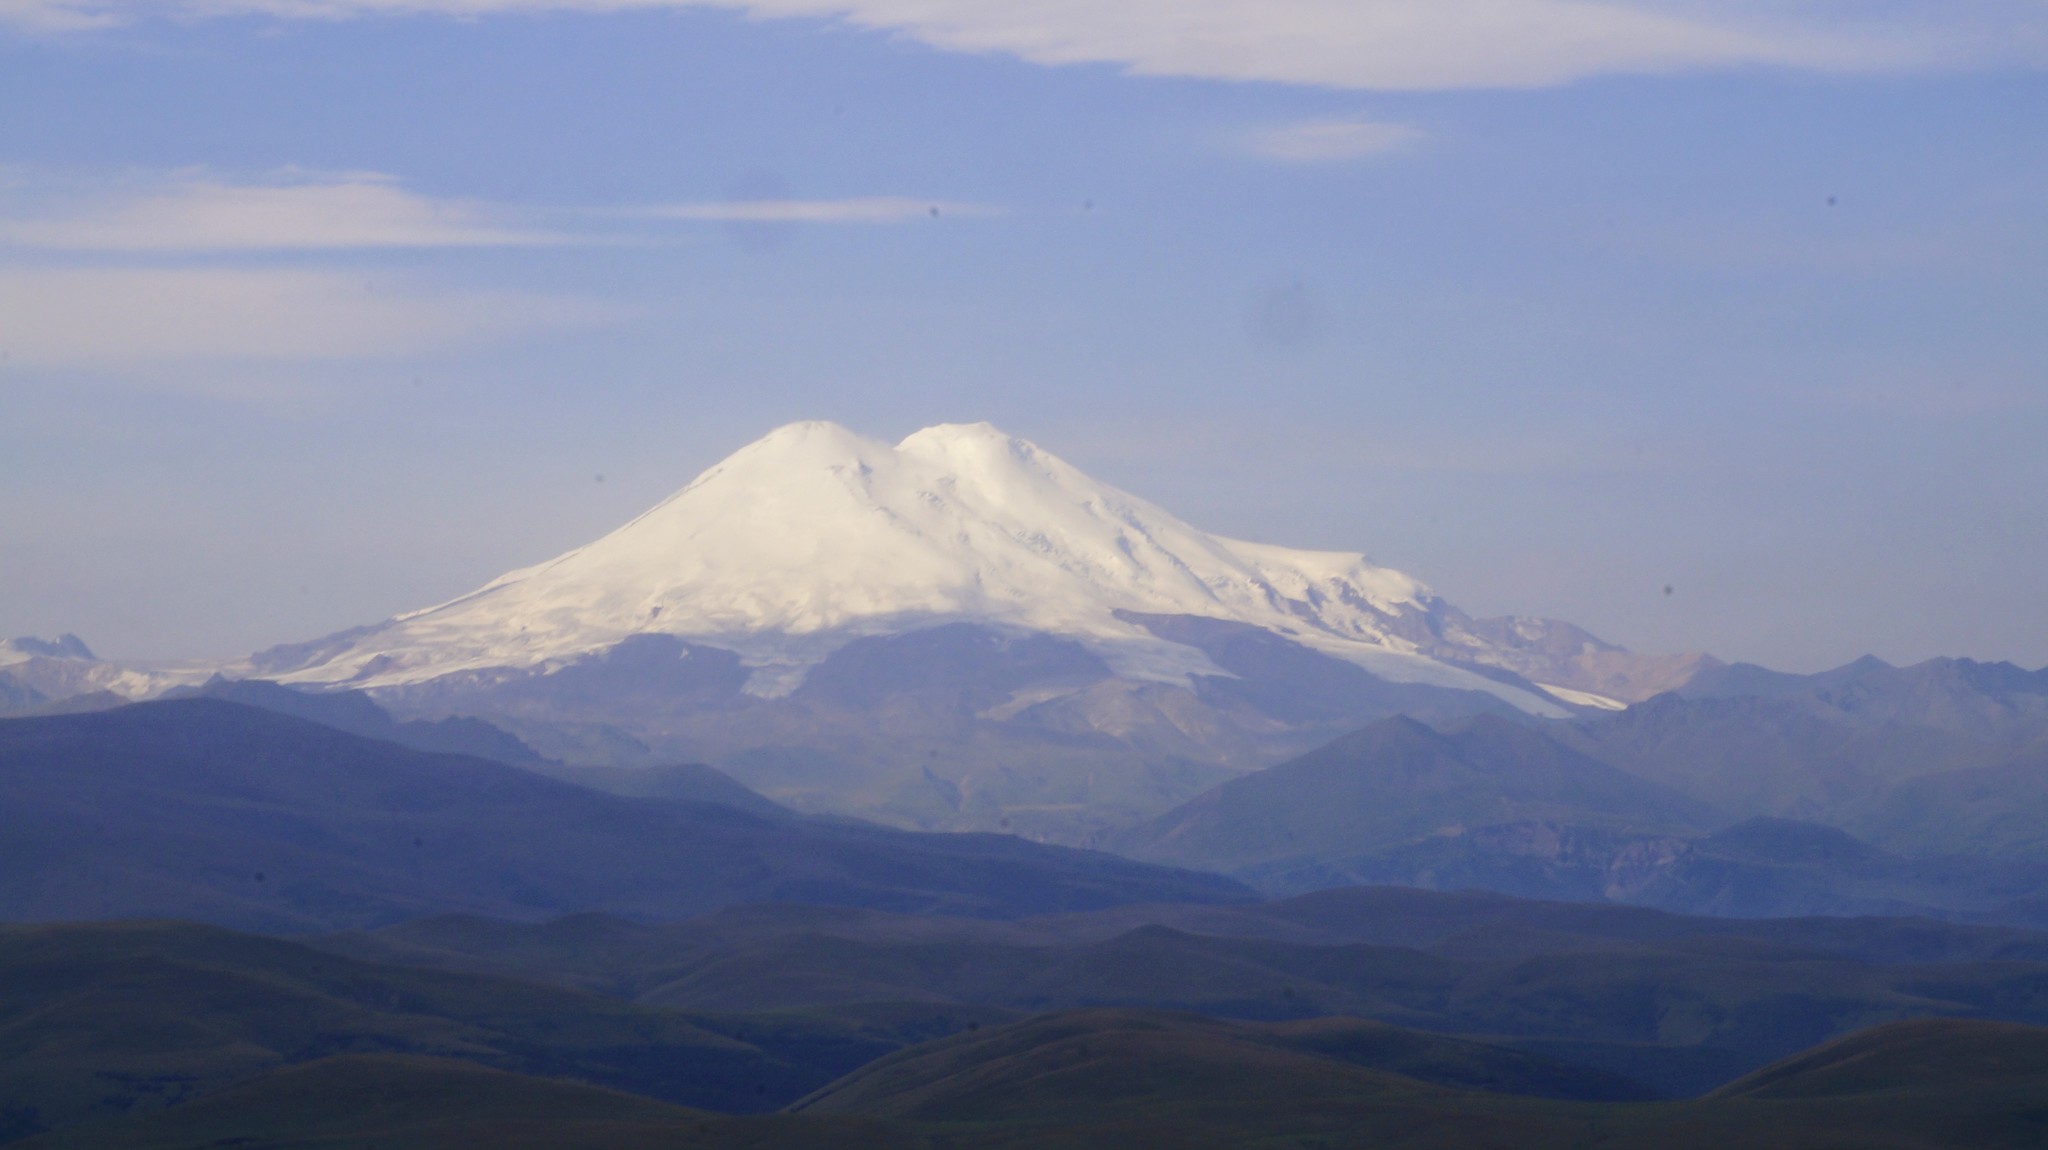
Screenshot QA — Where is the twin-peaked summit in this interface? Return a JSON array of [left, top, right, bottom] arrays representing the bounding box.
[[254, 421, 1566, 714]]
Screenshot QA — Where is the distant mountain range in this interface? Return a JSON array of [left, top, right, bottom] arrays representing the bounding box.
[[12, 678, 2048, 928]]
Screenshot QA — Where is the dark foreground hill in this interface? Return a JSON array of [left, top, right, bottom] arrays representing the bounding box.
[[10, 899, 2048, 1146], [787, 1012, 2048, 1150], [319, 885, 2048, 1098], [12, 1055, 896, 1150], [0, 699, 1248, 932], [19, 1011, 2048, 1150], [1713, 1016, 2048, 1100], [793, 1009, 1654, 1117], [787, 1011, 2048, 1149], [0, 917, 948, 1134]]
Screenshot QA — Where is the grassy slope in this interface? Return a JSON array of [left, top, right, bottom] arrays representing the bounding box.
[[16, 1055, 906, 1150], [319, 888, 2048, 1097], [13, 1006, 2048, 1149], [0, 920, 908, 1135], [794, 1009, 1654, 1116], [1713, 1017, 2048, 1099], [804, 1012, 2048, 1150]]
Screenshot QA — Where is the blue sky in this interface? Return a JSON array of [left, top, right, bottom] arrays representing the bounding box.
[[2, 1, 2045, 671]]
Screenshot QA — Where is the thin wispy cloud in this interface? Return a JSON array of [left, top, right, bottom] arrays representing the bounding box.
[[0, 0, 117, 30], [7, 1, 2046, 90], [1241, 118, 1422, 163], [631, 196, 1000, 223], [0, 172, 614, 368], [0, 173, 994, 253], [0, 173, 564, 252], [0, 266, 620, 366], [0, 172, 982, 367]]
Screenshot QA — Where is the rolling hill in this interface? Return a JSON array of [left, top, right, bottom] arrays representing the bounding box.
[[317, 885, 2048, 1098]]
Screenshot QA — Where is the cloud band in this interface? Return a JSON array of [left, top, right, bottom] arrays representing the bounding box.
[[7, 0, 2045, 90]]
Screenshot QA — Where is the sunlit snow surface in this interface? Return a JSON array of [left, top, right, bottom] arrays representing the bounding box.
[[0, 639, 209, 700], [1533, 683, 1628, 711], [260, 421, 1564, 716]]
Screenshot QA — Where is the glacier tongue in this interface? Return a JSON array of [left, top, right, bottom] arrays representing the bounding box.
[[261, 420, 1565, 716]]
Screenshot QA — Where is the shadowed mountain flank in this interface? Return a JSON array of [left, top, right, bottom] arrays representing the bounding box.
[[1113, 714, 1715, 873], [0, 699, 1249, 933]]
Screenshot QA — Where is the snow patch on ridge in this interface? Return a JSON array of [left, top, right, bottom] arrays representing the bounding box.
[[1533, 682, 1627, 711]]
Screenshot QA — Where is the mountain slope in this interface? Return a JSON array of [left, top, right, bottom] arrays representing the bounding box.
[[788, 1011, 2048, 1148], [1554, 656, 2048, 827], [28, 1024, 2048, 1150], [1709, 1018, 2048, 1100], [158, 675, 791, 816], [0, 918, 913, 1132], [11, 1056, 727, 1150], [163, 675, 548, 764], [0, 699, 1248, 932], [309, 888, 2048, 1097], [1859, 737, 2048, 858], [1114, 715, 1716, 875], [790, 1008, 1653, 1120]]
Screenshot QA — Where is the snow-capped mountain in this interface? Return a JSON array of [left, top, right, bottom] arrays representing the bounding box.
[[8, 421, 1721, 837], [249, 421, 1577, 715], [0, 634, 204, 707]]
